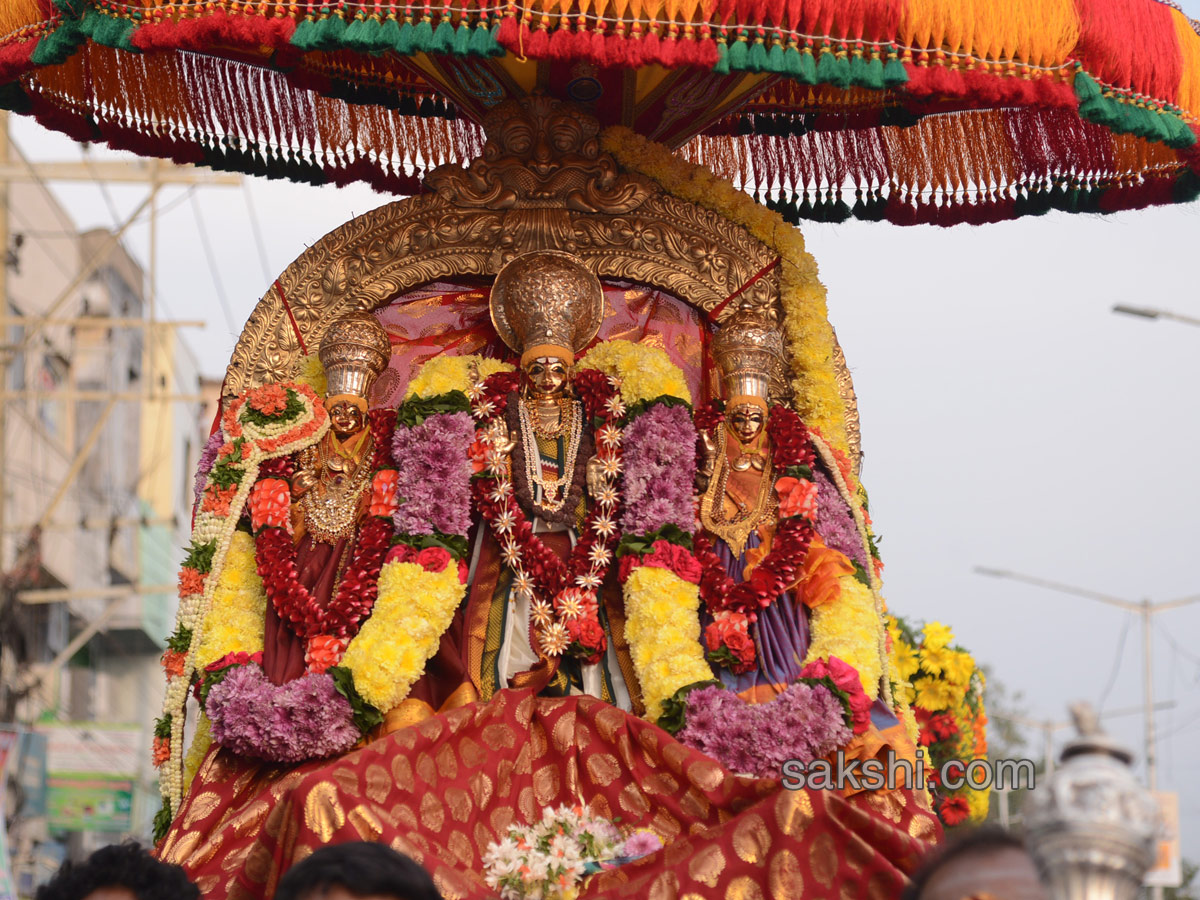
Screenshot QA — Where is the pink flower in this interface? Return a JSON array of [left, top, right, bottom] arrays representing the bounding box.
[[621, 831, 663, 858], [800, 656, 873, 735], [415, 546, 453, 573]]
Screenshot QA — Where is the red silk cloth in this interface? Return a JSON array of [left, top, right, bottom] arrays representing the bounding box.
[[159, 690, 940, 899]]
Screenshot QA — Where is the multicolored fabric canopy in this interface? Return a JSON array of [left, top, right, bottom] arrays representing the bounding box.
[[3, 0, 1199, 222]]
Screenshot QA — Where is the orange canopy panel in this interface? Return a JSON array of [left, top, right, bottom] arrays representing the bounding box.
[[2, 0, 1198, 223]]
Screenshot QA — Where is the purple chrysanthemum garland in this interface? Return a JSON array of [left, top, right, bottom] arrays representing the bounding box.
[[392, 410, 476, 537], [814, 467, 868, 568], [620, 402, 697, 536], [676, 682, 851, 778], [192, 429, 224, 510], [205, 663, 360, 763]]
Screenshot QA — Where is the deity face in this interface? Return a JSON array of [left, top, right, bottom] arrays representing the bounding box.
[[329, 400, 366, 437], [727, 403, 765, 444], [523, 356, 570, 399]]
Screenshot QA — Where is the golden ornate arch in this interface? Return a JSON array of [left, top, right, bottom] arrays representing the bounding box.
[[223, 94, 783, 397], [221, 94, 860, 465]]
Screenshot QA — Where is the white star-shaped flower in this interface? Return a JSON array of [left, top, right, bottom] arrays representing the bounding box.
[[494, 509, 516, 534], [501, 541, 521, 567], [472, 399, 496, 420], [604, 394, 626, 419], [513, 571, 534, 597], [594, 484, 619, 506], [575, 572, 602, 590], [530, 600, 555, 629], [597, 425, 622, 448], [539, 622, 571, 657], [588, 544, 612, 566], [466, 382, 485, 402], [599, 455, 622, 477], [591, 516, 617, 538], [488, 481, 512, 503], [555, 590, 584, 621]]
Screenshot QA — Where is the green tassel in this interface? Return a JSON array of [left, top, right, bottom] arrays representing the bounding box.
[[862, 55, 885, 90], [468, 21, 492, 55], [848, 54, 868, 87], [727, 36, 749, 71], [1174, 169, 1200, 203], [313, 11, 348, 50], [766, 42, 785, 73], [814, 47, 838, 84], [373, 14, 400, 51], [452, 21, 472, 55], [291, 16, 319, 51], [746, 40, 767, 72], [412, 18, 434, 52], [882, 53, 908, 86], [796, 48, 816, 84], [713, 41, 730, 74], [31, 18, 84, 65], [431, 17, 455, 52], [488, 19, 505, 56], [1072, 69, 1102, 103], [1168, 113, 1196, 148], [396, 20, 416, 53], [831, 53, 852, 87], [343, 14, 371, 51], [782, 45, 802, 78]]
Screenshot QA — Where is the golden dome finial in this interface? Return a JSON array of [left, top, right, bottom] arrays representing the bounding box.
[[317, 312, 391, 408], [489, 251, 604, 367], [711, 305, 787, 412]]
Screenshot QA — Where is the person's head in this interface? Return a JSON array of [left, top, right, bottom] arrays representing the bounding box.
[[902, 826, 1047, 900], [328, 397, 368, 437], [522, 354, 571, 400], [274, 842, 441, 900], [726, 400, 766, 444], [36, 842, 198, 900]]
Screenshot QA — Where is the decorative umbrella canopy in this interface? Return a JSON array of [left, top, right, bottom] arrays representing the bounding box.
[[2, 0, 1198, 222]]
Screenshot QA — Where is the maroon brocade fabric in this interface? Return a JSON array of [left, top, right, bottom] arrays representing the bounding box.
[[159, 690, 940, 899]]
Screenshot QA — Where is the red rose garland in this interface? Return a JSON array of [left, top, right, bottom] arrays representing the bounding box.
[[254, 408, 398, 646], [694, 404, 817, 621], [471, 369, 621, 663]]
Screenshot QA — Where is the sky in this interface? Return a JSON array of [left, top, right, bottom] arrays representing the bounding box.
[[9, 49, 1200, 859]]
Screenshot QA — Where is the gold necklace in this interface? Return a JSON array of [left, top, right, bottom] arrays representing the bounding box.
[[299, 431, 374, 543], [699, 437, 776, 558]]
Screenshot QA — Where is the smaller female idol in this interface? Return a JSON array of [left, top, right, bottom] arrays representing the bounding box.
[[697, 306, 812, 703]]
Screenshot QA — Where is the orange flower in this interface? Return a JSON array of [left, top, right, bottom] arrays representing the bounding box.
[[468, 439, 488, 474], [161, 649, 186, 677], [775, 475, 818, 520], [178, 567, 206, 597], [246, 384, 289, 416], [798, 537, 855, 609], [152, 735, 170, 766], [248, 477, 292, 532], [305, 635, 347, 674], [368, 469, 399, 518], [201, 484, 239, 517]]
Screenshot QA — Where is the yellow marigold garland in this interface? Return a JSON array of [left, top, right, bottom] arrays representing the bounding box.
[[576, 339, 692, 406], [803, 574, 883, 700], [182, 712, 212, 794], [623, 566, 713, 721], [339, 559, 467, 713], [406, 355, 514, 400], [600, 127, 847, 456], [192, 531, 266, 669], [294, 352, 327, 397]]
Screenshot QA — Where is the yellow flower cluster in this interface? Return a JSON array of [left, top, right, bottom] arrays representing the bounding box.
[[623, 566, 714, 721], [182, 712, 212, 793], [193, 531, 267, 669], [803, 574, 883, 699], [600, 127, 848, 455], [405, 355, 514, 400], [339, 560, 467, 712], [576, 339, 691, 406], [294, 352, 328, 397]]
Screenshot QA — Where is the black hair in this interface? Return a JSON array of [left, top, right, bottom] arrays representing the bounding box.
[[36, 842, 199, 900], [273, 842, 442, 900], [901, 825, 1029, 900]]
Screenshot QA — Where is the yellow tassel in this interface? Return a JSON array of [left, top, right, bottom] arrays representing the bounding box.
[[898, 0, 1078, 69], [1173, 11, 1200, 121]]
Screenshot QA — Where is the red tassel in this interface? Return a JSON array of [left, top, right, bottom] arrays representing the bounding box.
[[641, 28, 661, 65], [590, 26, 607, 63], [692, 36, 720, 67], [527, 25, 550, 57], [495, 14, 519, 51], [1075, 0, 1182, 103], [0, 41, 33, 86], [657, 33, 679, 67], [548, 25, 573, 59]]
